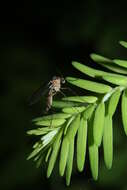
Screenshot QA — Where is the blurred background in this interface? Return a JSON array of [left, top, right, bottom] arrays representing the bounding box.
[[1, 0, 127, 190]]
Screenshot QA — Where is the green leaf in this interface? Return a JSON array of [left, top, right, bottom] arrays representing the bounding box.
[[102, 75, 127, 86], [90, 53, 127, 74], [36, 155, 44, 168], [90, 53, 112, 64], [33, 152, 41, 162], [72, 61, 127, 81], [93, 102, 105, 146], [62, 95, 97, 103], [101, 63, 127, 74], [33, 141, 40, 149], [72, 61, 105, 77], [66, 114, 80, 140], [121, 89, 127, 135], [47, 129, 63, 178], [45, 147, 52, 162], [82, 104, 96, 120], [77, 117, 87, 172], [27, 128, 48, 136], [59, 136, 69, 176], [52, 100, 79, 108], [88, 113, 99, 180], [108, 88, 121, 116], [113, 59, 127, 68], [64, 116, 75, 135], [32, 113, 71, 122], [89, 144, 99, 180], [103, 115, 113, 169], [66, 138, 74, 186], [35, 118, 66, 127], [119, 41, 127, 48], [66, 77, 112, 94], [62, 106, 86, 114], [27, 143, 43, 160]]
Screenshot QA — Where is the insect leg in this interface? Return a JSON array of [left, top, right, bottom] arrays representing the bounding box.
[[45, 94, 53, 113]]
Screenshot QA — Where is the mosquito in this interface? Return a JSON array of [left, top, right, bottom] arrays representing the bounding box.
[[29, 76, 65, 113]]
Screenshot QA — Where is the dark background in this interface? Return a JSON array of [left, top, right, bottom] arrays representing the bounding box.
[[1, 1, 127, 190]]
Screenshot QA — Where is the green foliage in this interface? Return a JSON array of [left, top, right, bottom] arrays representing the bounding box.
[[90, 53, 127, 74], [77, 117, 87, 172], [93, 102, 105, 146], [88, 114, 99, 180], [66, 77, 112, 93], [103, 115, 113, 169], [121, 89, 127, 135], [27, 41, 127, 186], [65, 138, 74, 186]]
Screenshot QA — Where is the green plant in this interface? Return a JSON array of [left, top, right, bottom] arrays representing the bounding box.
[[27, 41, 127, 186]]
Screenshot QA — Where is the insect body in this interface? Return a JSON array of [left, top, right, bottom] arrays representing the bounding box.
[[29, 76, 65, 113]]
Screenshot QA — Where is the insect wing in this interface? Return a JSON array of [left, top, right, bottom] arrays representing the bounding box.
[[29, 82, 52, 105]]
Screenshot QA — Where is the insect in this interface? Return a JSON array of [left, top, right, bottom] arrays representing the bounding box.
[[29, 76, 65, 113]]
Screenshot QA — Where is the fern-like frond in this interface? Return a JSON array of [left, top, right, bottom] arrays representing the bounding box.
[[27, 40, 127, 186]]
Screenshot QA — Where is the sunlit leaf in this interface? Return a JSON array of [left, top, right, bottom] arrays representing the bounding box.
[[119, 41, 127, 48], [88, 114, 98, 180], [103, 115, 113, 169], [113, 59, 127, 68], [62, 106, 86, 114], [32, 113, 71, 122], [108, 88, 121, 116], [62, 95, 97, 103], [66, 138, 74, 186], [93, 102, 105, 146], [90, 53, 112, 64], [52, 100, 79, 108], [27, 128, 48, 136], [47, 129, 63, 178], [66, 114, 80, 140], [27, 142, 43, 160], [102, 75, 127, 86], [72, 61, 105, 77], [45, 147, 52, 162], [33, 141, 40, 149], [66, 77, 112, 94], [77, 117, 87, 172], [82, 104, 96, 120], [121, 89, 127, 135], [89, 144, 98, 180], [35, 118, 66, 127], [59, 136, 69, 176], [90, 53, 127, 74], [41, 129, 60, 148], [64, 116, 75, 135]]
